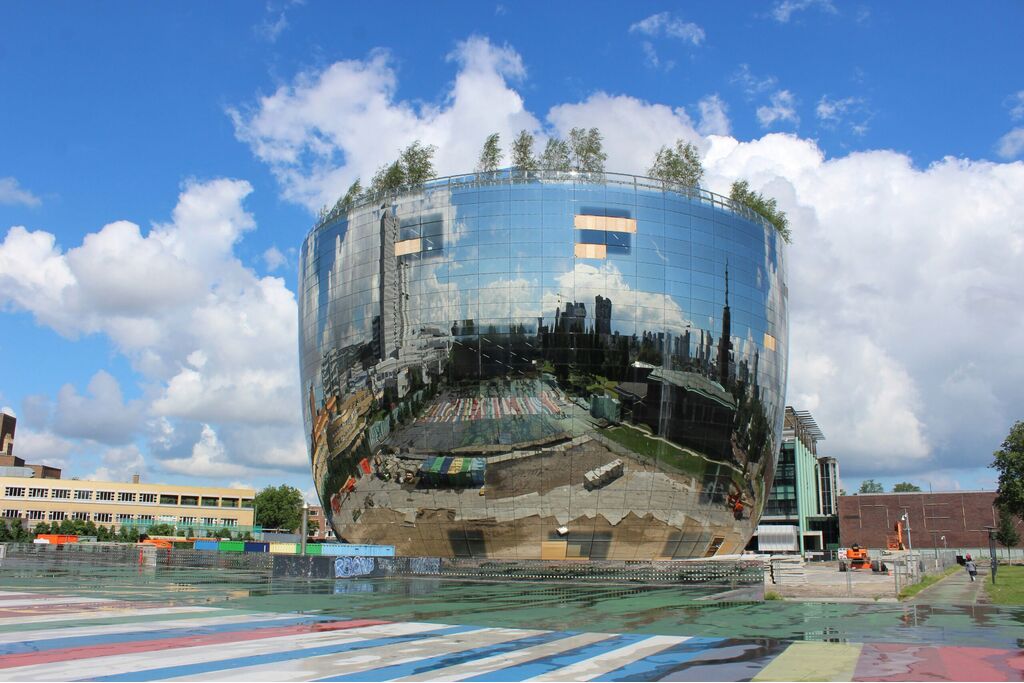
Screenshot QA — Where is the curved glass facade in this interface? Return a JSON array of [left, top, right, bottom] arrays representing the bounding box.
[[299, 172, 788, 560]]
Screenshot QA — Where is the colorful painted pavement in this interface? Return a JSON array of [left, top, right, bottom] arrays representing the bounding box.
[[0, 591, 1022, 681]]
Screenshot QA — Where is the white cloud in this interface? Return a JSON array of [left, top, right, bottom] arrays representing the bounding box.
[[1, 406, 14, 418], [732, 64, 778, 98], [547, 93, 703, 174], [771, 0, 837, 22], [87, 444, 146, 483], [0, 177, 41, 207], [697, 94, 731, 136], [1005, 90, 1024, 121], [756, 90, 799, 128], [161, 424, 250, 478], [53, 371, 143, 445], [263, 246, 286, 271], [0, 178, 306, 481], [996, 127, 1024, 159], [816, 95, 871, 135], [10, 429, 75, 468], [229, 36, 540, 212], [629, 12, 705, 45]]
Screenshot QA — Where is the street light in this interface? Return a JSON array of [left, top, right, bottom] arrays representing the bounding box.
[[940, 535, 947, 549], [901, 512, 913, 551]]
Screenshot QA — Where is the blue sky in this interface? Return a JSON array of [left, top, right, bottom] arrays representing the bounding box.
[[1, 1, 1023, 496]]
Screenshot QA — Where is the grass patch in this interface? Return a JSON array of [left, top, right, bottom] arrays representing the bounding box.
[[603, 426, 706, 477], [764, 591, 783, 601], [898, 565, 961, 601], [988, 565, 1024, 605]]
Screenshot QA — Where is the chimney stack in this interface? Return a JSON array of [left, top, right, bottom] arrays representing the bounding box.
[[132, 474, 140, 484]]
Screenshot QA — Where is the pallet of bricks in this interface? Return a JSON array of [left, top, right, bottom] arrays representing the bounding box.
[[769, 555, 806, 585]]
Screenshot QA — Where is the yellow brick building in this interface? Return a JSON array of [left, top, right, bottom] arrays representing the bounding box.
[[0, 476, 255, 534]]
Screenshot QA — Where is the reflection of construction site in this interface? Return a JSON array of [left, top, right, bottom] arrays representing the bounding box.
[[334, 432, 750, 560]]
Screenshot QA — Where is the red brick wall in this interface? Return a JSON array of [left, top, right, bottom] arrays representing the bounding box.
[[838, 491, 1024, 549]]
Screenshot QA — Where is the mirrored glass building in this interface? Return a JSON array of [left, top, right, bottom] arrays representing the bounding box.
[[299, 171, 789, 560]]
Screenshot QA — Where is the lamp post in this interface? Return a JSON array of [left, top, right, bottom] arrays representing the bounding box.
[[940, 535, 946, 549], [300, 503, 309, 556], [984, 526, 997, 584], [901, 512, 913, 551]]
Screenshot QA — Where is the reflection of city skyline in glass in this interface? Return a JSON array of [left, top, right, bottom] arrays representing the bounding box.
[[300, 171, 788, 560]]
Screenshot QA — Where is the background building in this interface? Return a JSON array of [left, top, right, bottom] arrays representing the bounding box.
[[0, 414, 255, 535], [299, 170, 790, 559], [838, 491, 1024, 549], [0, 475, 255, 535], [754, 407, 839, 555], [307, 504, 337, 541]]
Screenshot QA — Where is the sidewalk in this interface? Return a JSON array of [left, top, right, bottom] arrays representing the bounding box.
[[908, 565, 987, 605]]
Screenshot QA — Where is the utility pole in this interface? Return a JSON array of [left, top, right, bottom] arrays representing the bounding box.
[[300, 503, 309, 556]]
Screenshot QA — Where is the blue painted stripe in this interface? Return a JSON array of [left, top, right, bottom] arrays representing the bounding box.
[[89, 624, 481, 682], [466, 633, 652, 682], [0, 615, 337, 655], [591, 636, 724, 681], [317, 630, 579, 682]]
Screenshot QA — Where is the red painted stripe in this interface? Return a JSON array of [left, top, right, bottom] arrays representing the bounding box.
[[0, 594, 49, 601], [0, 618, 388, 669]]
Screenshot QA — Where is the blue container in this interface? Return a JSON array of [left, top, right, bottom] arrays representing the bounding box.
[[320, 543, 395, 557], [193, 540, 218, 551], [243, 541, 269, 553]]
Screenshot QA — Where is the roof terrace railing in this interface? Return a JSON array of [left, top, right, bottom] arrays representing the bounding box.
[[312, 169, 777, 235]]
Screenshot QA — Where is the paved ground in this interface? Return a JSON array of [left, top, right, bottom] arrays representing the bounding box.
[[1, 564, 1023, 681], [908, 566, 987, 605]]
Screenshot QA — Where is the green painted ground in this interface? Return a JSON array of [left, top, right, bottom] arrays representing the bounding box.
[[2, 563, 1024, 649]]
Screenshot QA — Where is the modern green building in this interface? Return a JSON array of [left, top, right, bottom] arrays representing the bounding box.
[[754, 407, 839, 555]]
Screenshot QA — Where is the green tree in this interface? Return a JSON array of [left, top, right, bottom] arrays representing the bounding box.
[[540, 137, 571, 171], [993, 420, 1024, 520], [648, 140, 704, 187], [994, 505, 1020, 558], [96, 525, 111, 541], [892, 482, 922, 492], [859, 479, 884, 494], [369, 160, 405, 195], [254, 485, 304, 532], [476, 133, 502, 173], [0, 521, 9, 542], [510, 130, 538, 173], [400, 140, 437, 186], [729, 180, 792, 243], [568, 127, 607, 173], [146, 523, 174, 536], [33, 522, 49, 536], [335, 178, 363, 211]]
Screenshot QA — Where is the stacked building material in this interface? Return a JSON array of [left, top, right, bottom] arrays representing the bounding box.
[[769, 555, 807, 585], [583, 459, 624, 491]]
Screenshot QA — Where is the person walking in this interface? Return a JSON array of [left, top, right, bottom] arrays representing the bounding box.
[[965, 555, 978, 582]]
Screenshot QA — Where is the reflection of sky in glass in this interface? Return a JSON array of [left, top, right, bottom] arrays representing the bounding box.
[[300, 179, 787, 436]]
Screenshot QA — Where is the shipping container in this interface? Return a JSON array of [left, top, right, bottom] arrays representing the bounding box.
[[268, 543, 298, 554], [218, 541, 245, 553], [243, 542, 269, 553]]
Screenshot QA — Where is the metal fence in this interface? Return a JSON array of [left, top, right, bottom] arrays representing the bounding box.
[[2, 542, 765, 594]]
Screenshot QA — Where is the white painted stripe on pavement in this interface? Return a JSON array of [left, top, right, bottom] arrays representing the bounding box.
[[528, 635, 688, 682]]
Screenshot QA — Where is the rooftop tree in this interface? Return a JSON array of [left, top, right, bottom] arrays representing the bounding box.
[[730, 180, 792, 243], [858, 479, 884, 494], [476, 133, 502, 173], [400, 140, 437, 186], [510, 130, 538, 173], [568, 127, 607, 173], [648, 140, 704, 187], [540, 137, 571, 171], [892, 482, 922, 492], [336, 178, 363, 211]]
